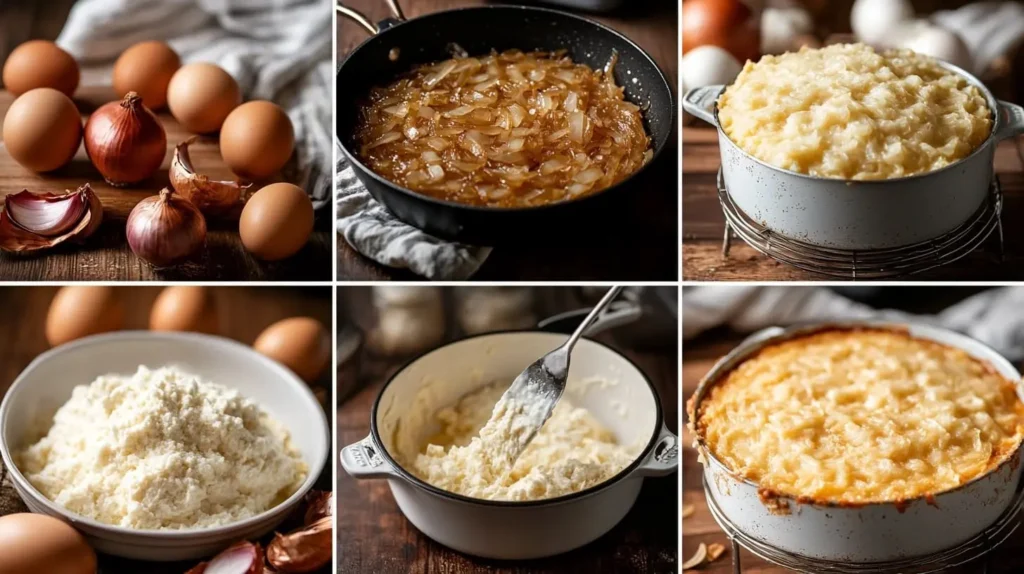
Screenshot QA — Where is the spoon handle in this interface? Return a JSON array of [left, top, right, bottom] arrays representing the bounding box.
[[562, 286, 623, 354]]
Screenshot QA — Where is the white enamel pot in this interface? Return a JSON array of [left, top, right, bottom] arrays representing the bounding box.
[[682, 62, 1024, 250], [340, 329, 678, 560], [688, 321, 1024, 563]]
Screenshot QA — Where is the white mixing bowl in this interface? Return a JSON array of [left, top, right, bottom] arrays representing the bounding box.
[[0, 331, 330, 561]]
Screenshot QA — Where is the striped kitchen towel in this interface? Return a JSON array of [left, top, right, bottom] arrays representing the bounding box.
[[336, 150, 492, 279], [55, 0, 334, 209]]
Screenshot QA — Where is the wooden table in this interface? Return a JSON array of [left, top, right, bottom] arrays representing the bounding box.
[[336, 0, 679, 281], [682, 125, 1024, 281], [0, 286, 333, 573], [336, 288, 679, 573], [682, 323, 1024, 574], [0, 88, 332, 281]]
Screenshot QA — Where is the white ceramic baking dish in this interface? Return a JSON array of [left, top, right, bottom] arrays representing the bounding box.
[[687, 321, 1024, 563], [0, 331, 330, 561], [682, 61, 1024, 250], [340, 330, 678, 559]]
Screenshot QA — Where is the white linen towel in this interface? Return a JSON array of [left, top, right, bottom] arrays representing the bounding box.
[[336, 150, 492, 280], [56, 0, 334, 209], [683, 286, 1024, 362]]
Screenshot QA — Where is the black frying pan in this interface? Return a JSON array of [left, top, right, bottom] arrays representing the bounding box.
[[336, 1, 674, 245]]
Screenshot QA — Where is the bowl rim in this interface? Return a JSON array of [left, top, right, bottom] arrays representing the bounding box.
[[0, 330, 330, 538], [707, 58, 1002, 185], [687, 320, 1024, 509], [368, 329, 665, 508], [335, 4, 675, 214]]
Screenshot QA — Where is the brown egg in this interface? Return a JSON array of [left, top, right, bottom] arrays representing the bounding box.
[[46, 286, 124, 347], [3, 88, 82, 172], [254, 317, 330, 382], [112, 41, 180, 110], [0, 513, 96, 574], [150, 286, 219, 334], [239, 183, 313, 261], [2, 40, 79, 97], [219, 100, 295, 180], [166, 62, 241, 133]]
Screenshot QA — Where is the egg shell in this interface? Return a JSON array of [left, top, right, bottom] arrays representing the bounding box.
[[46, 286, 124, 347], [167, 62, 241, 134], [3, 88, 82, 173], [112, 41, 181, 110], [681, 0, 760, 63], [254, 317, 330, 382], [681, 45, 742, 91], [0, 513, 96, 574], [239, 182, 313, 261], [2, 40, 79, 97], [219, 100, 295, 180], [150, 285, 219, 334]]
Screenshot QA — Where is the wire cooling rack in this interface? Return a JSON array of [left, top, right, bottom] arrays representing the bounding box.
[[702, 474, 1024, 574], [717, 169, 1004, 280]]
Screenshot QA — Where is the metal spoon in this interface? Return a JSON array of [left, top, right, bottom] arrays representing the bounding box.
[[498, 285, 624, 462]]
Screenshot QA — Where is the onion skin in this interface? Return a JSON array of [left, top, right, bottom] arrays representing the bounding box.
[[84, 92, 167, 186], [266, 516, 332, 573], [126, 188, 206, 267], [0, 184, 103, 253], [169, 137, 251, 216]]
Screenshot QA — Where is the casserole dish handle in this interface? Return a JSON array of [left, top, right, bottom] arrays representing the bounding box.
[[995, 100, 1024, 142], [635, 424, 679, 477], [340, 434, 400, 479], [682, 86, 724, 126]]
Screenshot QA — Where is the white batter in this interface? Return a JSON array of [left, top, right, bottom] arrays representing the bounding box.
[[404, 381, 637, 501]]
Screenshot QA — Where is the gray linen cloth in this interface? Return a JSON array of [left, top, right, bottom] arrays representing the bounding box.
[[56, 0, 333, 209], [336, 150, 492, 279]]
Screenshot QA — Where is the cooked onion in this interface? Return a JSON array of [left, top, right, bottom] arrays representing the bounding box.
[[353, 50, 651, 208]]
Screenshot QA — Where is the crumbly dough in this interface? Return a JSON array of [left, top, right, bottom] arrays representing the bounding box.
[[718, 44, 992, 180], [16, 366, 307, 530], [405, 381, 636, 501]]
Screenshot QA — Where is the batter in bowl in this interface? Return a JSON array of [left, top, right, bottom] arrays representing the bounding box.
[[402, 381, 637, 501]]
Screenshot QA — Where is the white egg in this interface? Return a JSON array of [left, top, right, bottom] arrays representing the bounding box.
[[761, 7, 814, 55], [889, 20, 973, 73], [681, 45, 742, 91], [851, 0, 914, 45]]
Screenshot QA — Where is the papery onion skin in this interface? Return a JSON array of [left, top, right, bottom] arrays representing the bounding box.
[[126, 188, 206, 267], [169, 137, 251, 216], [0, 185, 103, 253], [266, 516, 332, 573], [85, 92, 167, 186]]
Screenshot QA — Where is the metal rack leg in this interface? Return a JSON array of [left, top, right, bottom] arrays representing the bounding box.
[[732, 537, 741, 574]]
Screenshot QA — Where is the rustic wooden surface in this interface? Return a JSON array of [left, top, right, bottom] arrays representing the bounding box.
[[336, 0, 679, 281], [0, 286, 333, 573], [682, 125, 1024, 281], [0, 87, 332, 281], [336, 287, 679, 574], [682, 291, 1024, 573]]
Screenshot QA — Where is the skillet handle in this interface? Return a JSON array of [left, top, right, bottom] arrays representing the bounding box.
[[635, 424, 679, 477], [995, 100, 1024, 142], [336, 0, 406, 35], [340, 434, 399, 479], [682, 85, 724, 126]]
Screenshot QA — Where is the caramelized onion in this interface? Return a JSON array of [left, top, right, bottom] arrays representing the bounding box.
[[354, 50, 652, 208]]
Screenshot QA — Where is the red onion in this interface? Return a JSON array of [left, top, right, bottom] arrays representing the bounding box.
[[84, 91, 167, 186], [126, 188, 206, 267]]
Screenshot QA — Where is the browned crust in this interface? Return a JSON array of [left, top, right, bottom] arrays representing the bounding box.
[[690, 325, 1024, 508]]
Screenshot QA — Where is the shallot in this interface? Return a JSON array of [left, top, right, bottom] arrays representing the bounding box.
[[126, 188, 206, 267], [84, 92, 167, 186]]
